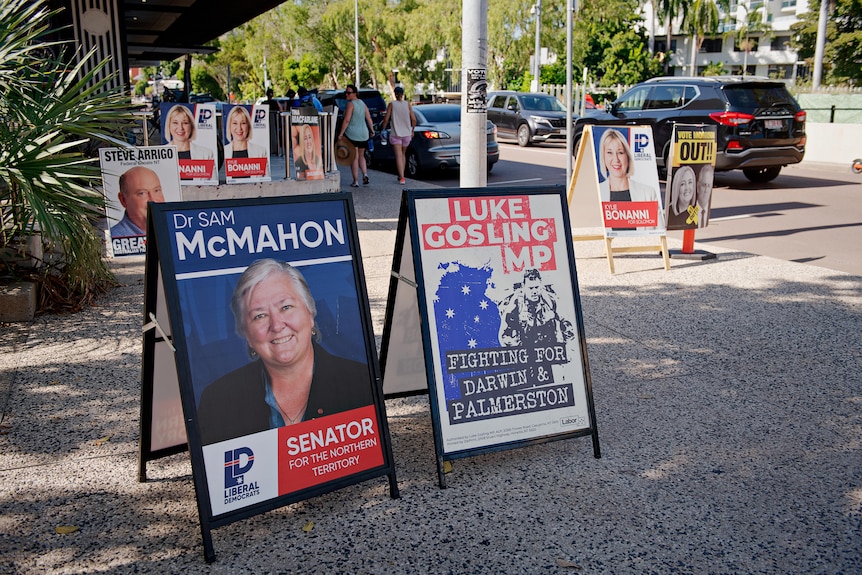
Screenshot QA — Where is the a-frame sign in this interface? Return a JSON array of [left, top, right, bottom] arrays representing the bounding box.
[[140, 193, 398, 562], [568, 124, 670, 273], [381, 186, 600, 488]]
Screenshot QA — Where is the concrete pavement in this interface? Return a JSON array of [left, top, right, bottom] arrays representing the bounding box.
[[0, 164, 860, 574]]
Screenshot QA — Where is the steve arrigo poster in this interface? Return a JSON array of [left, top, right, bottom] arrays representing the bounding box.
[[410, 189, 593, 455]]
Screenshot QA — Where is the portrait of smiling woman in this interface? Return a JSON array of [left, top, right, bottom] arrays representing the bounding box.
[[164, 104, 213, 160], [667, 165, 697, 229], [224, 105, 266, 159], [196, 259, 373, 445]]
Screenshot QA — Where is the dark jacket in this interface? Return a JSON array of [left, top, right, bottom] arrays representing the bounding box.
[[197, 343, 374, 445]]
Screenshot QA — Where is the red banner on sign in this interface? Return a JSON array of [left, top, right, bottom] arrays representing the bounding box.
[[277, 405, 384, 495], [226, 157, 269, 178], [179, 159, 215, 180], [601, 201, 659, 228]]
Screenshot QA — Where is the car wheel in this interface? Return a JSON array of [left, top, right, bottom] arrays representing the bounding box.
[[743, 166, 781, 183], [571, 134, 582, 157], [405, 149, 420, 178], [517, 124, 532, 147], [487, 162, 494, 173], [364, 148, 373, 168]]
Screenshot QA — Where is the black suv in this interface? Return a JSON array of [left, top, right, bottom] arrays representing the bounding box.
[[573, 76, 806, 182], [487, 91, 568, 147]]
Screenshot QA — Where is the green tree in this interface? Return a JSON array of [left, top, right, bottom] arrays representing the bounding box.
[[568, 0, 662, 86], [191, 66, 225, 100], [790, 0, 862, 85], [728, 6, 772, 76], [703, 60, 727, 75], [655, 0, 689, 74], [681, 0, 726, 75]]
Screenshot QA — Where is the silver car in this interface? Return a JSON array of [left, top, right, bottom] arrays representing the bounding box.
[[487, 91, 568, 147]]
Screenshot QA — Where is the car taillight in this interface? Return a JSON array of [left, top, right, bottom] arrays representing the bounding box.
[[421, 130, 450, 139], [794, 110, 807, 123], [709, 111, 755, 126], [726, 140, 744, 151]]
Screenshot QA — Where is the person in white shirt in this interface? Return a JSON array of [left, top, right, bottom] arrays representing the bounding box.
[[380, 86, 416, 185]]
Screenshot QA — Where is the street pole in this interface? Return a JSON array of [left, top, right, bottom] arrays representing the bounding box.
[[355, 0, 361, 86], [533, 0, 542, 92], [460, 0, 488, 189], [813, 0, 828, 88]]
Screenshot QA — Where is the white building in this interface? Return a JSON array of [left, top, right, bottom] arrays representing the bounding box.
[[645, 0, 810, 80]]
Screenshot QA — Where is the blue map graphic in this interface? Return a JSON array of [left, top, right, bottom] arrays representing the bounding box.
[[432, 261, 503, 401]]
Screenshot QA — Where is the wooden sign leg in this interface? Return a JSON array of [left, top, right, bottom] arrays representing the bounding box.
[[605, 237, 616, 274], [660, 236, 670, 270]]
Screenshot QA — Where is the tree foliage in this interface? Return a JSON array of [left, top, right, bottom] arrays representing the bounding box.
[[1, 0, 134, 310], [169, 0, 661, 101], [790, 0, 862, 85]]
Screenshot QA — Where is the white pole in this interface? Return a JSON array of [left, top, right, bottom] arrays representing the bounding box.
[[355, 0, 361, 86], [460, 0, 488, 189], [812, 0, 828, 88], [533, 0, 542, 92]]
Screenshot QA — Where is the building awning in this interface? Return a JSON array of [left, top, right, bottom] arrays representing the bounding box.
[[122, 0, 285, 66]]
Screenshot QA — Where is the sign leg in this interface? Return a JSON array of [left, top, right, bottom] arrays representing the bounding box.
[[605, 238, 616, 274]]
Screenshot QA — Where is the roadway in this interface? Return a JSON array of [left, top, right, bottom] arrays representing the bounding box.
[[415, 142, 862, 276]]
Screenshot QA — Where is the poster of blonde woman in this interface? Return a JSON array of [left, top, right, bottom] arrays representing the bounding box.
[[590, 125, 665, 237], [223, 104, 272, 183], [291, 109, 324, 180], [160, 103, 218, 185], [665, 125, 717, 230]]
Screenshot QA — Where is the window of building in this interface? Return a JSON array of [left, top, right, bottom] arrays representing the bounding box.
[[734, 37, 759, 52], [771, 36, 791, 51], [768, 65, 792, 79], [701, 38, 723, 53], [655, 39, 677, 53]]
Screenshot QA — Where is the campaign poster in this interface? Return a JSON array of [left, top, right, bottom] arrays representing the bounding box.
[[409, 188, 594, 456], [99, 146, 182, 256], [223, 104, 272, 184], [150, 196, 390, 520], [160, 103, 218, 185], [665, 125, 717, 230], [590, 125, 666, 237], [290, 109, 324, 180]]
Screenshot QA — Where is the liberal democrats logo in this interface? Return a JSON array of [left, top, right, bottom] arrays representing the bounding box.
[[223, 447, 260, 504], [198, 107, 214, 127], [633, 132, 650, 154]]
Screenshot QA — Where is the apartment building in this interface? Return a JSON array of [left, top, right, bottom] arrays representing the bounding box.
[[645, 0, 810, 81]]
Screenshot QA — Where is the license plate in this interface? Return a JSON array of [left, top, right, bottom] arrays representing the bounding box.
[[765, 119, 783, 130], [559, 129, 567, 136]]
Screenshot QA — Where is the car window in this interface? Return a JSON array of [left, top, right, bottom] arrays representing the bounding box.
[[723, 84, 795, 110], [646, 85, 686, 109], [615, 86, 650, 112], [506, 97, 520, 112], [490, 95, 508, 108], [415, 106, 460, 123], [521, 95, 566, 112]]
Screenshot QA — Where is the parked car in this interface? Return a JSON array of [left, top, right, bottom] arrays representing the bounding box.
[[486, 91, 569, 147], [317, 88, 387, 134], [367, 103, 499, 177], [571, 76, 807, 182]]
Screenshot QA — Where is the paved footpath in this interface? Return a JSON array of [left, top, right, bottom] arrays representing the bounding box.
[[1, 166, 860, 574]]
